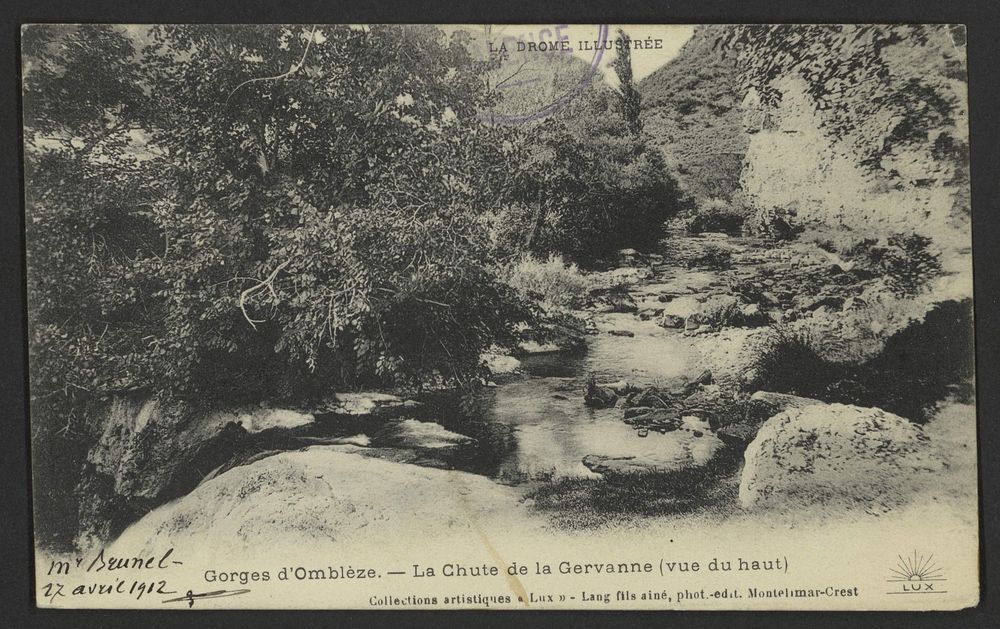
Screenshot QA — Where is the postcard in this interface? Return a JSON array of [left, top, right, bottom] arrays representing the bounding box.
[[23, 23, 977, 609]]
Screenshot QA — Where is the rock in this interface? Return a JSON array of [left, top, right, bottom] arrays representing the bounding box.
[[602, 380, 633, 395], [236, 408, 314, 433], [518, 340, 562, 354], [589, 290, 639, 314], [740, 303, 762, 319], [715, 423, 759, 448], [623, 406, 657, 419], [739, 403, 941, 511], [482, 353, 521, 375], [659, 314, 686, 329], [300, 434, 370, 447], [744, 391, 825, 427], [623, 409, 682, 431], [684, 318, 700, 331], [588, 266, 652, 289], [617, 248, 646, 267], [607, 329, 636, 337], [373, 419, 474, 450], [628, 386, 676, 409], [684, 383, 721, 404], [803, 294, 846, 312], [687, 324, 719, 336], [109, 448, 533, 558], [584, 378, 618, 408], [582, 454, 657, 475], [78, 397, 318, 548], [681, 385, 739, 429], [693, 369, 714, 386], [322, 392, 419, 417]]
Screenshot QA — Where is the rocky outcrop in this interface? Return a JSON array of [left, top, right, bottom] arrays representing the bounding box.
[[739, 403, 941, 511], [738, 26, 971, 274]]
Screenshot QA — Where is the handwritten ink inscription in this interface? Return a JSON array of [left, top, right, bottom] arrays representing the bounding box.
[[40, 547, 184, 605]]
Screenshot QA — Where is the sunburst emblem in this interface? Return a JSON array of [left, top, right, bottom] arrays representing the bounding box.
[[888, 552, 945, 582]]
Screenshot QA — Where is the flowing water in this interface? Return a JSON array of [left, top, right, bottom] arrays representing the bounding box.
[[467, 314, 699, 482]]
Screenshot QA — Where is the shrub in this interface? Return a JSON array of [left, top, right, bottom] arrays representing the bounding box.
[[741, 326, 844, 397], [743, 206, 800, 240], [504, 254, 590, 311], [865, 234, 942, 296], [811, 231, 943, 296], [741, 298, 973, 422], [685, 198, 745, 235]]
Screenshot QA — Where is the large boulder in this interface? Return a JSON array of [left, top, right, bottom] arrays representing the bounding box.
[[109, 448, 534, 558], [739, 403, 942, 511]]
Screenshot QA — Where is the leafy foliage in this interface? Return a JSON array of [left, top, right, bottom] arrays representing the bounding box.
[[504, 254, 590, 311], [612, 30, 643, 136], [499, 90, 686, 263]]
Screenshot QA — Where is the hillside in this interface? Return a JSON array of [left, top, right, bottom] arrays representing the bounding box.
[[639, 26, 747, 204]]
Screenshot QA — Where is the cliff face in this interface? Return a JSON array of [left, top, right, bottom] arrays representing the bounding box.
[[641, 25, 971, 277], [735, 25, 971, 270]]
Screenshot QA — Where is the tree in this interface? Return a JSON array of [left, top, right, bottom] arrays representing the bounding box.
[[612, 29, 643, 136]]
